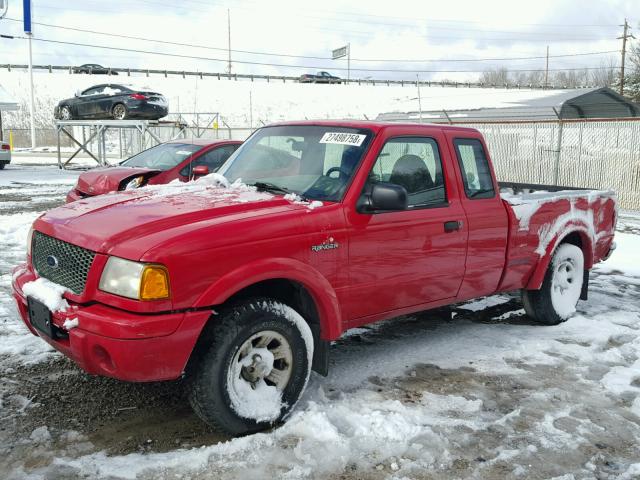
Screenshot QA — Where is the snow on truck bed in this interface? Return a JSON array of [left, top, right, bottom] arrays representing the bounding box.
[[500, 188, 616, 255]]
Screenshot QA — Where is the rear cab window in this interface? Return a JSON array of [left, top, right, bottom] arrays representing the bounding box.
[[453, 138, 495, 199]]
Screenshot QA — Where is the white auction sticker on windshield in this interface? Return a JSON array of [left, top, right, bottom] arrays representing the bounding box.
[[176, 150, 193, 155], [319, 132, 366, 146]]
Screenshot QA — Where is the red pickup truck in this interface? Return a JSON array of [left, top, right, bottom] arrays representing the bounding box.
[[12, 121, 616, 435]]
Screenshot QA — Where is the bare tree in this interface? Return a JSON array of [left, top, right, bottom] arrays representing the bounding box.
[[479, 67, 510, 86], [590, 57, 618, 87]]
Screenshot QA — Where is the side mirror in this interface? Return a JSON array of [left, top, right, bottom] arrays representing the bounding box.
[[357, 182, 408, 213], [192, 165, 209, 177], [74, 90, 81, 97]]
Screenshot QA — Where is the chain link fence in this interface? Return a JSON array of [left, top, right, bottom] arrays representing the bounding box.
[[453, 119, 640, 210], [3, 118, 639, 210]]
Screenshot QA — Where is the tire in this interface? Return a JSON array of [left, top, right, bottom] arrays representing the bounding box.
[[112, 103, 127, 120], [60, 106, 73, 120], [522, 243, 584, 325], [0, 163, 5, 170], [187, 298, 313, 435]]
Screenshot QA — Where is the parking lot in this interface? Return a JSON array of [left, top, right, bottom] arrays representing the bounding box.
[[0, 160, 639, 479]]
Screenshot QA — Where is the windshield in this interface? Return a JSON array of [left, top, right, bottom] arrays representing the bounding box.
[[121, 143, 203, 170], [219, 125, 372, 202]]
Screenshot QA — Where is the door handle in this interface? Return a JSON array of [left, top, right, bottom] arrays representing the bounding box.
[[444, 220, 462, 232]]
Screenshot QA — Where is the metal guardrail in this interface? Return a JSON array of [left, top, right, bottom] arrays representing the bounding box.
[[0, 63, 589, 90]]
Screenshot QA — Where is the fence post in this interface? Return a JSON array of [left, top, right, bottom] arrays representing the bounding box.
[[552, 108, 563, 185]]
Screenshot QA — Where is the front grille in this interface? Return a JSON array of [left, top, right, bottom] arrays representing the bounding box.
[[32, 232, 96, 294]]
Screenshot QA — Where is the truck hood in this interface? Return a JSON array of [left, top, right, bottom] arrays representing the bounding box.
[[34, 182, 304, 258], [76, 166, 159, 196]]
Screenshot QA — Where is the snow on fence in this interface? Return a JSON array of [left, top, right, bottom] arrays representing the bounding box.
[[453, 118, 640, 211]]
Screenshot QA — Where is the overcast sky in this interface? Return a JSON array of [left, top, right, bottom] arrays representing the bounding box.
[[0, 0, 637, 81]]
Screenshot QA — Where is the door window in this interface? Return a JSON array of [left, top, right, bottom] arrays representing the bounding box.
[[368, 137, 447, 208], [453, 139, 495, 199], [182, 144, 238, 175]]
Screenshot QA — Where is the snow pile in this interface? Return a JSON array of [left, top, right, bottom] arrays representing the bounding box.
[[597, 231, 640, 276], [22, 278, 70, 313], [283, 193, 324, 211], [63, 317, 79, 331], [135, 173, 272, 205]]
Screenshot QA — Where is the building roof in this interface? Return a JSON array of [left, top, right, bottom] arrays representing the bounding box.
[[377, 87, 640, 122], [0, 84, 18, 111]]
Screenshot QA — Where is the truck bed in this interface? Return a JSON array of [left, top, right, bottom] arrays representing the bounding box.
[[497, 182, 617, 292]]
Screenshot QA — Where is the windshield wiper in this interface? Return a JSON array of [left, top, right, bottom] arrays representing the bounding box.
[[252, 182, 308, 201]]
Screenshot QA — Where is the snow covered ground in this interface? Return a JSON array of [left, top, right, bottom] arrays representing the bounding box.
[[0, 70, 566, 129], [1, 161, 640, 479]]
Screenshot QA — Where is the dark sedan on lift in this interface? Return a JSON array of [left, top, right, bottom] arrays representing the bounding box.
[[54, 84, 169, 121]]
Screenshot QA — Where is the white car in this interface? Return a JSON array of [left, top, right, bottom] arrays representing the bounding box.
[[0, 140, 10, 169]]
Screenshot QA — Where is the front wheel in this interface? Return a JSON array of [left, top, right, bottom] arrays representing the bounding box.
[[522, 243, 584, 325], [188, 298, 313, 435], [60, 106, 73, 120]]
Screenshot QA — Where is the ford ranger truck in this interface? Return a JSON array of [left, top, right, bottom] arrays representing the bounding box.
[[12, 121, 617, 435]]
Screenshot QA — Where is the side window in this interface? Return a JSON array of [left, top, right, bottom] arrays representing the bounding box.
[[181, 145, 239, 176], [453, 139, 495, 199], [81, 87, 101, 96], [368, 137, 447, 208]]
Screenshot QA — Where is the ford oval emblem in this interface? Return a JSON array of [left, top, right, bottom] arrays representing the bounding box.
[[46, 255, 59, 269]]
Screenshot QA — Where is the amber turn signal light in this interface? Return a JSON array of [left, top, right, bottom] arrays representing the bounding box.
[[140, 265, 170, 300]]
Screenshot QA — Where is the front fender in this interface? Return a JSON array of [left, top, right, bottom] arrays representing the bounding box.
[[194, 257, 343, 340]]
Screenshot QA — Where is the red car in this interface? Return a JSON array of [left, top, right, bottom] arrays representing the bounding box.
[[66, 139, 242, 202], [13, 121, 616, 435]]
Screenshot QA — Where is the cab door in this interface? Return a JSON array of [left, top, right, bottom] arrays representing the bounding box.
[[344, 132, 468, 322], [443, 132, 509, 300]]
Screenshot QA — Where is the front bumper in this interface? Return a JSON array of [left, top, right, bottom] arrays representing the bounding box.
[[66, 188, 89, 203], [12, 264, 211, 382]]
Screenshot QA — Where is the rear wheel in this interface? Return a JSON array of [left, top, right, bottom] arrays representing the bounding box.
[[187, 298, 313, 435], [522, 243, 584, 325], [112, 103, 127, 120]]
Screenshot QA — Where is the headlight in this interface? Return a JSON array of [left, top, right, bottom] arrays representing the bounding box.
[[99, 257, 170, 300], [26, 227, 34, 256], [123, 176, 144, 190]]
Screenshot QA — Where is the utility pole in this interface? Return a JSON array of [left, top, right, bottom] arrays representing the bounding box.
[[544, 45, 549, 88], [347, 43, 351, 82], [618, 18, 635, 96], [227, 9, 232, 76]]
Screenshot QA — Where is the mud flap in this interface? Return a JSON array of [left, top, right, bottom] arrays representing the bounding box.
[[580, 269, 589, 301], [309, 321, 329, 377]]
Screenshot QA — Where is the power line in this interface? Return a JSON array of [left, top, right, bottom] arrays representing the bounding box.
[[12, 5, 620, 42], [1, 17, 619, 64], [47, 0, 624, 30], [0, 34, 619, 74]]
